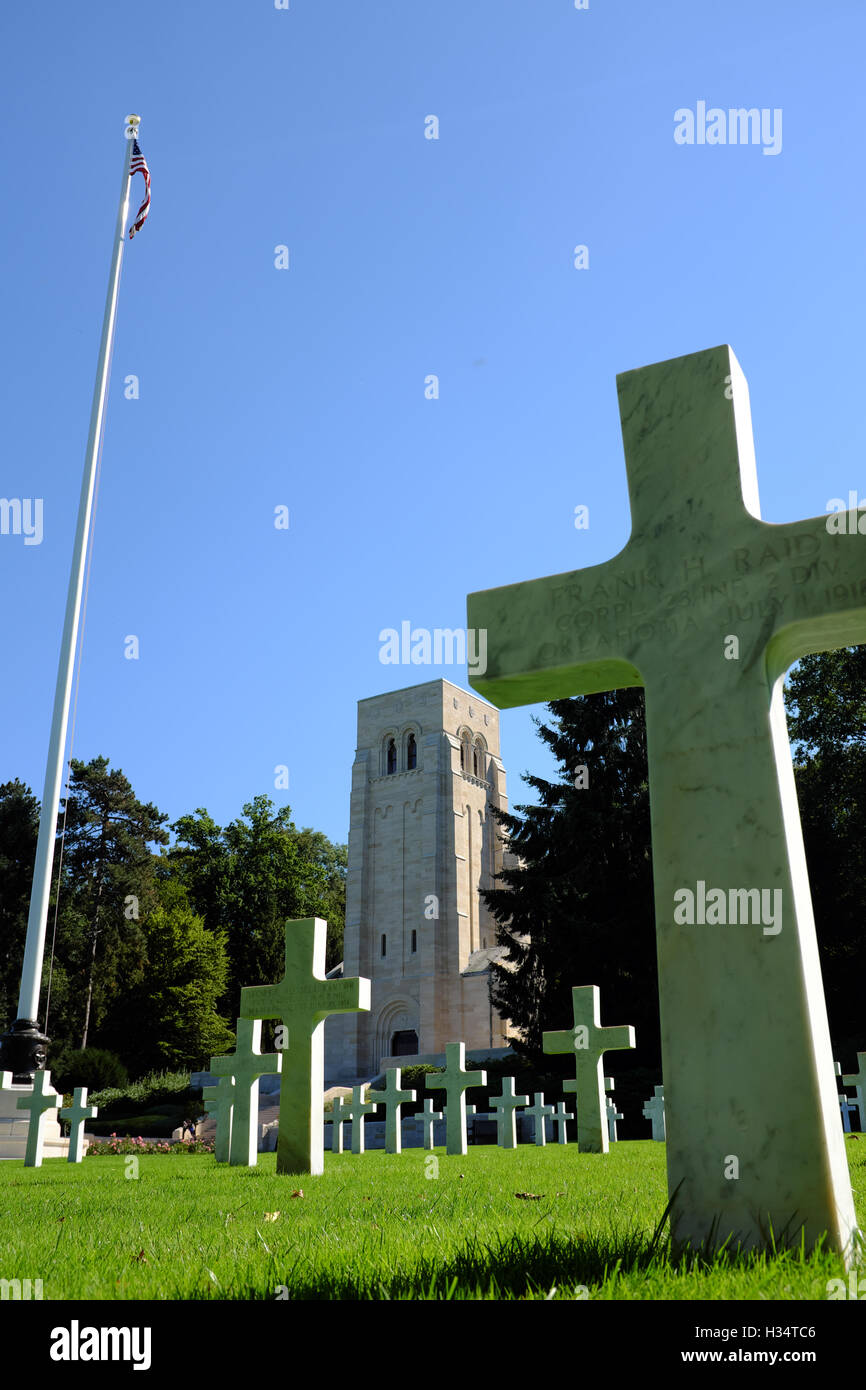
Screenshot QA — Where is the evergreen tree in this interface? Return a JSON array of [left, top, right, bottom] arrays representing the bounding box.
[[484, 689, 657, 1068], [0, 780, 39, 1032], [57, 757, 169, 1049], [784, 646, 866, 1052]]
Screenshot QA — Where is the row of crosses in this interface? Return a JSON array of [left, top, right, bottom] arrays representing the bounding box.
[[0, 1071, 96, 1167], [203, 921, 654, 1172], [8, 919, 863, 1173]]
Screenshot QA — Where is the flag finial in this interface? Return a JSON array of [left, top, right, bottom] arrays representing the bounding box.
[[125, 113, 141, 139]]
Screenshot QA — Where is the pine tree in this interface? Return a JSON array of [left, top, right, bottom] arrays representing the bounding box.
[[483, 689, 658, 1067], [58, 757, 169, 1049], [784, 647, 866, 1052], [0, 780, 39, 1032]]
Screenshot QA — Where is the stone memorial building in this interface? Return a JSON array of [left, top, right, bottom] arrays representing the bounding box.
[[325, 678, 518, 1084]]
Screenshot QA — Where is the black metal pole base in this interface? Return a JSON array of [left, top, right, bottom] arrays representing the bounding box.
[[0, 1019, 49, 1084]]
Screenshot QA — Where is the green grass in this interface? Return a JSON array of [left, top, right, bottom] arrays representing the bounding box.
[[0, 1138, 862, 1300]]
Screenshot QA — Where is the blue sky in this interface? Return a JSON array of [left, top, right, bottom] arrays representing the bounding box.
[[1, 1, 863, 847]]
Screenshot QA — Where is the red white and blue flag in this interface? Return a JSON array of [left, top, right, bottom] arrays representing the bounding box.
[[128, 139, 151, 239]]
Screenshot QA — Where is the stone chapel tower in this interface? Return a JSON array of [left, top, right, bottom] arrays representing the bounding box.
[[325, 678, 515, 1083]]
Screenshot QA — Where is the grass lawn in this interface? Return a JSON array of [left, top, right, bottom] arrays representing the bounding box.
[[0, 1138, 862, 1301]]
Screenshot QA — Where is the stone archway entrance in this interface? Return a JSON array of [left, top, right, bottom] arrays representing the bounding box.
[[390, 1029, 419, 1057]]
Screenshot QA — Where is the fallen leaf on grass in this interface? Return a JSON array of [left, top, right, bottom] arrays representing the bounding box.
[[291, 1190, 304, 1198], [514, 1192, 544, 1201], [132, 1249, 147, 1263]]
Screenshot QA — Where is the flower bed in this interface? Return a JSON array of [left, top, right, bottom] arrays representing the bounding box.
[[85, 1134, 215, 1156]]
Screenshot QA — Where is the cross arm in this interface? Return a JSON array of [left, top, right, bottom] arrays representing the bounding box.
[[467, 562, 643, 709], [762, 516, 866, 684]]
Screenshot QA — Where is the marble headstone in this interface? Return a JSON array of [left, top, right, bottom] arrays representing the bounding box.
[[202, 1075, 235, 1163], [606, 1096, 623, 1143], [13, 1069, 62, 1168], [370, 1068, 416, 1155], [60, 1086, 97, 1164], [240, 918, 370, 1175], [330, 1093, 350, 1154], [643, 1085, 666, 1141], [525, 1093, 555, 1147], [344, 1084, 378, 1155], [489, 1077, 528, 1149], [842, 1054, 866, 1132], [426, 1043, 486, 1156], [552, 1100, 573, 1144], [543, 985, 635, 1153], [416, 1097, 443, 1150], [210, 1018, 281, 1167], [468, 343, 861, 1258]]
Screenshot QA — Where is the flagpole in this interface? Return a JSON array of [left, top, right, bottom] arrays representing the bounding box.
[[0, 114, 141, 1082]]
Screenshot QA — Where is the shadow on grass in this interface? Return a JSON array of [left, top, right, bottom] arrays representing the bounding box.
[[240, 1191, 841, 1301]]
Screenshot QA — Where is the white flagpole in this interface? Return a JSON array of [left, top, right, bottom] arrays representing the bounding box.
[[4, 114, 141, 1077]]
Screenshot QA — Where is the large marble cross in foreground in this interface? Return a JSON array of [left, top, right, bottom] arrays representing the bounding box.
[[240, 918, 370, 1176], [468, 345, 863, 1258]]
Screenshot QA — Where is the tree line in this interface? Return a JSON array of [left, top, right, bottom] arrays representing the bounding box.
[[0, 760, 347, 1082], [2, 648, 863, 1092]]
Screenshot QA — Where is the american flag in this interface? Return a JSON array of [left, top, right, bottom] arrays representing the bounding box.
[[128, 139, 151, 239]]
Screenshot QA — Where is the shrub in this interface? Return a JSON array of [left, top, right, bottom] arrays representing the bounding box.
[[53, 1048, 129, 1095], [90, 1069, 192, 1113]]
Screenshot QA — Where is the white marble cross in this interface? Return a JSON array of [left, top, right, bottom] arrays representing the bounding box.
[[489, 1077, 528, 1149], [210, 1018, 281, 1167], [643, 1085, 666, 1141], [525, 1092, 555, 1147], [330, 1093, 350, 1153], [239, 918, 370, 1175], [60, 1086, 97, 1163], [606, 1096, 624, 1143], [370, 1068, 416, 1154], [202, 1074, 235, 1162], [344, 1084, 378, 1155], [842, 1053, 866, 1132], [468, 344, 862, 1258], [9, 1068, 62, 1168], [543, 985, 635, 1153], [416, 1097, 443, 1150], [426, 1044, 487, 1156], [551, 1100, 573, 1144]]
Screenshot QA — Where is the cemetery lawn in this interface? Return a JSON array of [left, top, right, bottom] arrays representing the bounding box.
[[1, 1138, 862, 1301]]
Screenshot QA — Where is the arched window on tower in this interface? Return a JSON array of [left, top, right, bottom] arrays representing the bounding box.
[[460, 733, 471, 773], [472, 744, 479, 777], [407, 733, 417, 770], [386, 738, 397, 775]]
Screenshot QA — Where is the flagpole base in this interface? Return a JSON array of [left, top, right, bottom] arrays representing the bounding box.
[[0, 1019, 50, 1084]]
